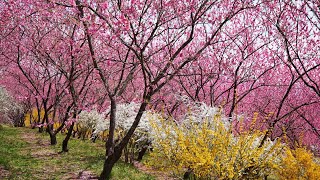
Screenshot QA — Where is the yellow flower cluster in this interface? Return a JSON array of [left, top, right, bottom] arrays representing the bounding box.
[[24, 108, 45, 127], [275, 147, 320, 180], [147, 112, 284, 179], [146, 111, 320, 179], [24, 108, 58, 128]]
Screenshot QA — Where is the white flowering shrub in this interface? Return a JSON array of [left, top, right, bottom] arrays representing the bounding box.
[[0, 87, 23, 126], [76, 103, 160, 162], [110, 100, 233, 162], [112, 102, 160, 162], [77, 109, 107, 139], [173, 95, 232, 129], [181, 102, 231, 130]]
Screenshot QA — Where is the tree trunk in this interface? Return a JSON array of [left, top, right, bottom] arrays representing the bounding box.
[[49, 133, 57, 145], [183, 168, 193, 180], [62, 122, 75, 152], [38, 116, 45, 133], [38, 126, 44, 133], [129, 147, 134, 164], [72, 129, 77, 137], [99, 101, 149, 179], [106, 96, 116, 156], [124, 146, 129, 163], [99, 149, 122, 180], [91, 129, 98, 143], [91, 135, 98, 143], [137, 145, 149, 161]]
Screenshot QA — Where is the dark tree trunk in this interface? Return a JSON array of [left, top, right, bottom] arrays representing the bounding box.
[[99, 101, 149, 179], [62, 122, 75, 152], [72, 129, 77, 137], [183, 168, 193, 180], [43, 99, 56, 146], [38, 126, 44, 133], [129, 148, 134, 164], [49, 133, 57, 145], [38, 117, 45, 132], [106, 97, 116, 156], [124, 146, 129, 163], [137, 145, 149, 161], [99, 149, 122, 180], [91, 129, 98, 143], [91, 135, 98, 143]]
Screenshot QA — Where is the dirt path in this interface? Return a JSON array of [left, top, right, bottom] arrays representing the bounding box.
[[19, 131, 98, 179], [21, 131, 57, 157], [0, 166, 11, 179], [20, 131, 172, 179], [3, 127, 172, 179], [133, 161, 178, 180]]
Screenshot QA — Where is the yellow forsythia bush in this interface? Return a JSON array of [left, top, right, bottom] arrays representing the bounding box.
[[147, 112, 284, 179], [275, 147, 320, 180], [24, 108, 45, 127], [24, 108, 55, 127]]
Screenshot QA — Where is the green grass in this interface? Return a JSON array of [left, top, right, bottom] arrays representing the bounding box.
[[0, 126, 36, 179], [0, 125, 154, 180]]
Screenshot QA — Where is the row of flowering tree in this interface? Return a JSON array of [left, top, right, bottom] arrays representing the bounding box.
[[1, 0, 319, 179]]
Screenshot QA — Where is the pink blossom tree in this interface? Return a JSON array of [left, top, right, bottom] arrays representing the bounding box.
[[70, 0, 257, 178], [1, 0, 319, 179]]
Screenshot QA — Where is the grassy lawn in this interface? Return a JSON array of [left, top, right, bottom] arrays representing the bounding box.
[[0, 125, 154, 180]]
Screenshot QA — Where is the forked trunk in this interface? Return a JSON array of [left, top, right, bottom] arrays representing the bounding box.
[[99, 150, 122, 180], [99, 101, 149, 179]]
